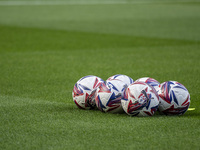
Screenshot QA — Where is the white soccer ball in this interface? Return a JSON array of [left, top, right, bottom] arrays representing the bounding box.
[[158, 81, 190, 115], [135, 77, 160, 92], [95, 79, 127, 113], [72, 75, 105, 109], [121, 81, 159, 116], [107, 74, 134, 86]]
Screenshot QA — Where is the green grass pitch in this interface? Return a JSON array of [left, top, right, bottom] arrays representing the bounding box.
[[0, 0, 200, 149]]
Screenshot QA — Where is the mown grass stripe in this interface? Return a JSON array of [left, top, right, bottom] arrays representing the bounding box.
[[0, 25, 198, 53], [0, 0, 199, 6]]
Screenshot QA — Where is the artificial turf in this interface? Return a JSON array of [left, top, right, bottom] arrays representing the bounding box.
[[0, 0, 200, 149]]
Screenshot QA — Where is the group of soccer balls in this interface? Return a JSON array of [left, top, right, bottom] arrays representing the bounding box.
[[72, 74, 190, 116]]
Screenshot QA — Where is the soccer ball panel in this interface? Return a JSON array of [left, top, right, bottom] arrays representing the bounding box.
[[107, 74, 134, 86], [95, 80, 126, 113], [135, 77, 160, 92], [121, 81, 159, 116], [72, 75, 105, 109], [158, 81, 190, 115]]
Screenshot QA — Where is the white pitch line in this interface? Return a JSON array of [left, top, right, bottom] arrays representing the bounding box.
[[0, 0, 198, 6]]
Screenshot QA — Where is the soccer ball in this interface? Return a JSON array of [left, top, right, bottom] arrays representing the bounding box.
[[107, 74, 134, 85], [72, 75, 105, 109], [121, 81, 159, 116], [107, 74, 134, 86], [158, 81, 190, 115], [135, 77, 160, 92], [95, 79, 127, 113]]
